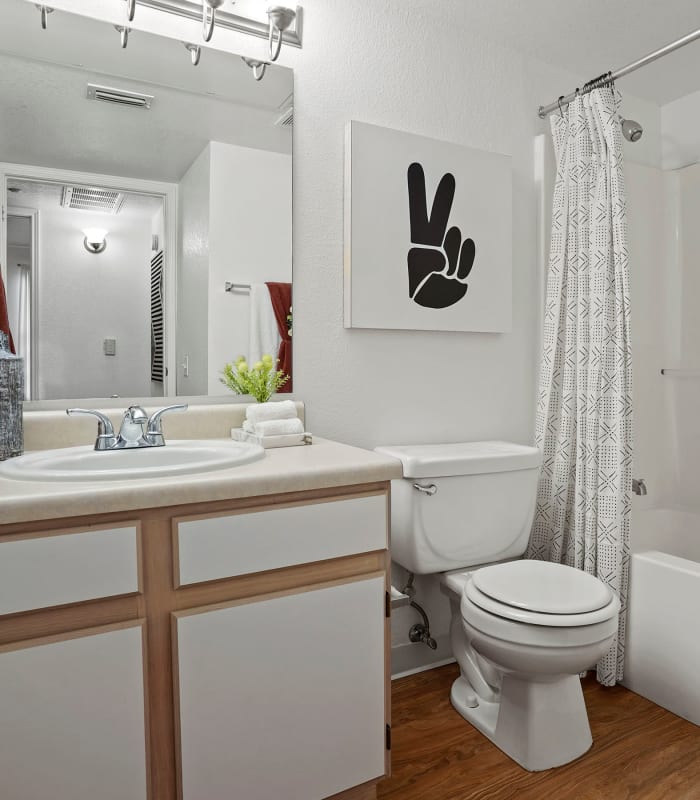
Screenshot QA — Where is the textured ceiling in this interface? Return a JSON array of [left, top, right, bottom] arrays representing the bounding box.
[[432, 0, 700, 106]]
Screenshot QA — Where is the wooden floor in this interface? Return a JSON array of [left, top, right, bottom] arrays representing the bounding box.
[[377, 664, 700, 800]]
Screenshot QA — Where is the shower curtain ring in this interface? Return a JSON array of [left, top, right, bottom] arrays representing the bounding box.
[[557, 95, 566, 117]]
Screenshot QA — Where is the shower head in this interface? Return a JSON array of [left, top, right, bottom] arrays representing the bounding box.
[[620, 117, 643, 142]]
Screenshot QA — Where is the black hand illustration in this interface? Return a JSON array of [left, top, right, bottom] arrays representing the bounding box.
[[406, 162, 475, 309]]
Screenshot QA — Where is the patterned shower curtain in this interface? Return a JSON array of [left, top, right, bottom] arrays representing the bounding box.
[[528, 88, 633, 687]]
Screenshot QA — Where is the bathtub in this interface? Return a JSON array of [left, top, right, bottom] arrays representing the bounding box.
[[623, 508, 700, 725]]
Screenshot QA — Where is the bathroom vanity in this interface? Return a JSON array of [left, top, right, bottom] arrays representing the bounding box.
[[0, 423, 401, 800]]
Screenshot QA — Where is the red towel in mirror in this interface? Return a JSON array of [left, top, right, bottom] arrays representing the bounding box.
[[265, 282, 292, 392], [0, 272, 15, 353]]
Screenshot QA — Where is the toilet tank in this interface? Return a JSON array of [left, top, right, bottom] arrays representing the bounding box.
[[375, 442, 542, 575]]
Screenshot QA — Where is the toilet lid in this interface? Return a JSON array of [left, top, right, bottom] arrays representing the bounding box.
[[471, 561, 613, 615]]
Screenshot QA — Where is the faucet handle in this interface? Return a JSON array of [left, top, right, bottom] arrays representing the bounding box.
[[66, 408, 117, 450], [146, 403, 188, 446]]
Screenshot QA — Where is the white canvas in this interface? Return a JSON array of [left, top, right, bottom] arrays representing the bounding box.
[[344, 121, 512, 332]]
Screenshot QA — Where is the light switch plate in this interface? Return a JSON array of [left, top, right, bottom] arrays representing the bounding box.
[[103, 338, 116, 356]]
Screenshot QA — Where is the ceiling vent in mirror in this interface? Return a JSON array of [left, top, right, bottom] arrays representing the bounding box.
[[275, 106, 294, 127], [86, 83, 154, 109], [61, 186, 126, 215]]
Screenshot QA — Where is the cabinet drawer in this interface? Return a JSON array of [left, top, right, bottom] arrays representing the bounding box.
[[0, 523, 141, 615], [175, 493, 387, 586]]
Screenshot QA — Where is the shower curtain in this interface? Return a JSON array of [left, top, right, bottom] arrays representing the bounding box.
[[528, 88, 633, 686]]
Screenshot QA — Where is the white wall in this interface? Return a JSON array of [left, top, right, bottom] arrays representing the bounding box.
[[176, 146, 211, 395], [36, 208, 152, 400], [664, 165, 700, 509], [207, 141, 292, 394], [625, 164, 676, 511], [33, 0, 666, 669], [661, 89, 700, 170]]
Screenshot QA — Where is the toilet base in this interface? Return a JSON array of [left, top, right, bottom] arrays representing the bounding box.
[[450, 673, 593, 771]]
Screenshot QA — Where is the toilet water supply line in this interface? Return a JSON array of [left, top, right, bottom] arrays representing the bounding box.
[[402, 573, 437, 650]]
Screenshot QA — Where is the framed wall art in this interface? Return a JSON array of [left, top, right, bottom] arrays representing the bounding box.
[[344, 121, 512, 332]]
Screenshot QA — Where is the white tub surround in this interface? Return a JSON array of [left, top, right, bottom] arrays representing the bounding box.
[[623, 509, 700, 726], [0, 432, 400, 800]]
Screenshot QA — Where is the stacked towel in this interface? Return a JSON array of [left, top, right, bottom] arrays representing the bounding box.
[[243, 418, 304, 436], [245, 400, 298, 424]]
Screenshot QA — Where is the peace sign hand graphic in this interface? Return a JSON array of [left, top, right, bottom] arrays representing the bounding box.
[[406, 162, 475, 309]]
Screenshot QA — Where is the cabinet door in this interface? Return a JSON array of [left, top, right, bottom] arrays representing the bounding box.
[[0, 622, 148, 800], [174, 576, 386, 800]]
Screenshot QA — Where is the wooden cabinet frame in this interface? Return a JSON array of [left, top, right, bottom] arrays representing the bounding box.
[[0, 482, 392, 800]]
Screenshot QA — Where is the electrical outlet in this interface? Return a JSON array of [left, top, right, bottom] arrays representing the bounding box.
[[103, 338, 116, 356]]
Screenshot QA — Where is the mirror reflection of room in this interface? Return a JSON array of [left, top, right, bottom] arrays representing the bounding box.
[[0, 0, 293, 401], [6, 181, 165, 400]]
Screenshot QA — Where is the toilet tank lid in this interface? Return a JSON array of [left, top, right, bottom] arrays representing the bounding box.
[[374, 441, 541, 478]]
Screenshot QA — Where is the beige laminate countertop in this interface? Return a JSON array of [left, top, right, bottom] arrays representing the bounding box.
[[0, 438, 403, 527]]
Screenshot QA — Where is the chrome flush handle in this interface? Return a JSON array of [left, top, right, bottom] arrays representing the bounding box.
[[413, 483, 437, 496]]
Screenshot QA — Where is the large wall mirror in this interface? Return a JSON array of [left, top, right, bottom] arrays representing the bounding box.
[[0, 0, 293, 402]]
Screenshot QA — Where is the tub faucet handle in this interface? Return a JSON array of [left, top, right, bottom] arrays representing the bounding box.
[[632, 478, 647, 496]]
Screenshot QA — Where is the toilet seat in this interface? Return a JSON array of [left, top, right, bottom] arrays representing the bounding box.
[[462, 561, 618, 628], [464, 582, 618, 627]]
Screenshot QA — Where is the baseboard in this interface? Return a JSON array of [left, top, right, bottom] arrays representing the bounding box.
[[391, 634, 455, 679]]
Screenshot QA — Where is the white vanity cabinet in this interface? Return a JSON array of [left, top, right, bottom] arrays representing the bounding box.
[[0, 622, 149, 800], [175, 577, 386, 800], [0, 482, 392, 800]]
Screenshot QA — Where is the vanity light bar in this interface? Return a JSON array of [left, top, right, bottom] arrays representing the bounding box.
[[136, 0, 303, 48], [87, 83, 154, 109]]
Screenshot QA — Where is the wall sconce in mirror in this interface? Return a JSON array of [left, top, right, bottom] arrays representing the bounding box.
[[35, 4, 53, 30], [115, 24, 130, 48], [184, 42, 202, 66], [83, 229, 108, 255], [242, 56, 268, 81]]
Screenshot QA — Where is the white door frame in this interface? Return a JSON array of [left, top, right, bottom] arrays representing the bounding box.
[[0, 162, 178, 397], [5, 205, 38, 399]]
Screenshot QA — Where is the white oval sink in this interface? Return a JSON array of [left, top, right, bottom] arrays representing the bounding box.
[[0, 440, 265, 482]]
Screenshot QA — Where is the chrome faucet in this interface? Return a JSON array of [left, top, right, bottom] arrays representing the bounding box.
[[67, 404, 188, 450], [632, 478, 647, 496]]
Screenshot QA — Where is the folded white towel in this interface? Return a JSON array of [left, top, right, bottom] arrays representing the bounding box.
[[251, 418, 304, 436], [242, 420, 255, 434], [245, 400, 298, 424]]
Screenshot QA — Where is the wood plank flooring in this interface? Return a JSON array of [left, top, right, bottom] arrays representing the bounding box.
[[377, 664, 700, 800]]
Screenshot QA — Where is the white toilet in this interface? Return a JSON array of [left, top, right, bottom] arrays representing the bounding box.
[[376, 442, 621, 772]]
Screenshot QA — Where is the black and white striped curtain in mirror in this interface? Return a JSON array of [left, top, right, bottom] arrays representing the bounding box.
[[150, 250, 164, 383]]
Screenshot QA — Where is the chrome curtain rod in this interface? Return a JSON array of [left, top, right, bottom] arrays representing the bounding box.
[[538, 26, 700, 118]]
